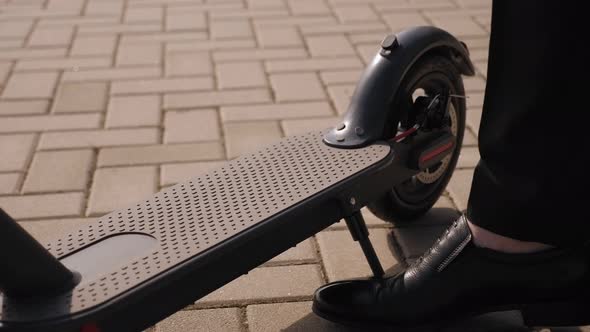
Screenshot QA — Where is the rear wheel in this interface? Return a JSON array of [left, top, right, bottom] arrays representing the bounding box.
[[367, 55, 466, 223]]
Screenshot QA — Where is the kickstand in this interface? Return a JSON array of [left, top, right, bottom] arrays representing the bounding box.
[[344, 211, 385, 278]]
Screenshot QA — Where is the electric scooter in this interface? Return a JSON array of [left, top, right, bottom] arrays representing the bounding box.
[[0, 26, 475, 332]]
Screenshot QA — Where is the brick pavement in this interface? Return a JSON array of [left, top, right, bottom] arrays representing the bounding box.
[[1, 0, 585, 331]]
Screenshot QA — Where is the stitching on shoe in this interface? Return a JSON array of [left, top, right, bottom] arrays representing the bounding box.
[[437, 232, 472, 272]]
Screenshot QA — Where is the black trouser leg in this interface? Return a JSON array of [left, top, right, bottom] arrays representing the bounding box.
[[466, 1, 589, 246]]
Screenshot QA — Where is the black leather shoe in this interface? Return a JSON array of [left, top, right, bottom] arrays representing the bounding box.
[[313, 215, 590, 329]]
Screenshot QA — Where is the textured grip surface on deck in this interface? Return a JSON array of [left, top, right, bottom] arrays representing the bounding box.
[[0, 132, 390, 322]]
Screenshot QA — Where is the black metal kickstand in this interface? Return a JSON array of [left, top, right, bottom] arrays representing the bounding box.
[[344, 210, 385, 278]]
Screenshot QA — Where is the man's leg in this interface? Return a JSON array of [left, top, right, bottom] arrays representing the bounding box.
[[467, 1, 588, 247], [312, 1, 590, 327]]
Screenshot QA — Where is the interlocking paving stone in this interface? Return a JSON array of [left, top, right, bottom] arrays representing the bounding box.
[[447, 168, 475, 211], [0, 100, 49, 115], [198, 264, 323, 306], [38, 128, 160, 150], [0, 173, 20, 194], [216, 61, 267, 89], [281, 117, 338, 136], [0, 192, 85, 220], [0, 113, 101, 133], [164, 109, 220, 143], [106, 97, 159, 129], [164, 89, 271, 109], [221, 101, 333, 122], [28, 26, 73, 46], [111, 77, 213, 94], [213, 48, 308, 62], [0, 21, 33, 38], [326, 84, 355, 114], [155, 308, 243, 332], [319, 69, 361, 85], [247, 301, 385, 332], [53, 82, 108, 113], [457, 146, 480, 169], [116, 43, 161, 66], [305, 35, 355, 57], [23, 149, 94, 193], [62, 66, 161, 82], [223, 121, 282, 158], [1, 71, 59, 98], [87, 166, 158, 216], [98, 142, 224, 167], [270, 72, 326, 102], [316, 228, 400, 281], [165, 52, 212, 76], [160, 161, 226, 187], [255, 26, 303, 48], [268, 238, 317, 264], [210, 19, 253, 39], [19, 218, 94, 243], [334, 5, 378, 23], [15, 57, 111, 71], [0, 134, 36, 171], [265, 57, 362, 73]]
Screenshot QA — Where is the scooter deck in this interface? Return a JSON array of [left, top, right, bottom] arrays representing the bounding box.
[[0, 132, 394, 332]]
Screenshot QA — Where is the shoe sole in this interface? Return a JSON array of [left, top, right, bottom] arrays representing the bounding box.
[[312, 299, 590, 330]]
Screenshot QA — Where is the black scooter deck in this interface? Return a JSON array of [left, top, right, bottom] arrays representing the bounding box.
[[0, 132, 394, 332]]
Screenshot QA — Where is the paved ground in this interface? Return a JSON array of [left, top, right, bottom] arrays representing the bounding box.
[[1, 0, 587, 331]]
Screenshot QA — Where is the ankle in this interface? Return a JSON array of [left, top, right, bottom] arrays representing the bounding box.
[[466, 218, 554, 253]]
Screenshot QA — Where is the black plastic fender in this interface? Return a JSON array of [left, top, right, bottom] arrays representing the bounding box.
[[323, 26, 475, 148]]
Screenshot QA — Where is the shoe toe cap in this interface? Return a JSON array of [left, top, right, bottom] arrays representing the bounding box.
[[313, 279, 379, 318]]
